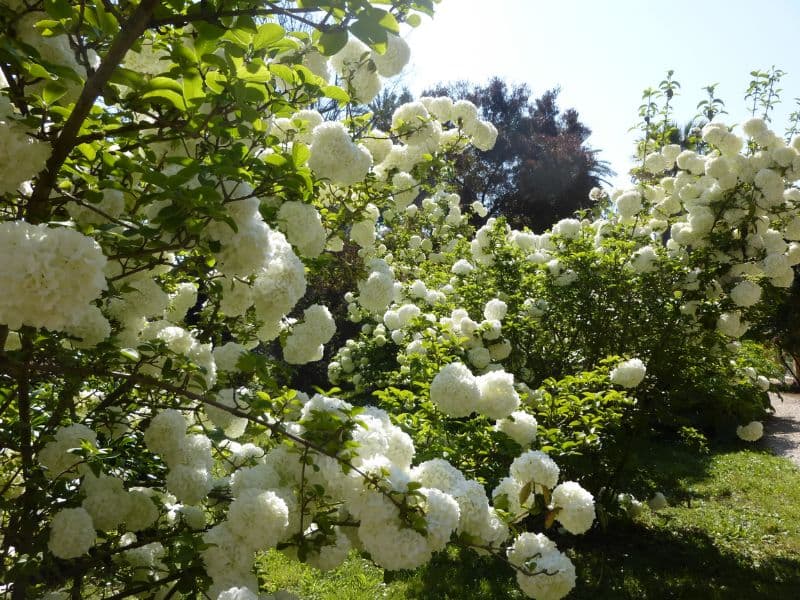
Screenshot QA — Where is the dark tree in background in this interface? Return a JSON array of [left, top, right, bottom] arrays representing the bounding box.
[[375, 78, 613, 232]]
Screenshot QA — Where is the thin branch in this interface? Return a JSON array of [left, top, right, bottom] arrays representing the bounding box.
[[27, 0, 161, 224]]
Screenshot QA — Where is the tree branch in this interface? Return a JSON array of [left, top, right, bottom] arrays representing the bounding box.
[[26, 0, 160, 224]]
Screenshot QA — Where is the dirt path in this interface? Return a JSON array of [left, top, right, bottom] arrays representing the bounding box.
[[764, 392, 800, 466]]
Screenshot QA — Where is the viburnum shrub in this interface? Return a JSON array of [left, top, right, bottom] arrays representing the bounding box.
[[1, 1, 798, 599], [0, 1, 598, 599]]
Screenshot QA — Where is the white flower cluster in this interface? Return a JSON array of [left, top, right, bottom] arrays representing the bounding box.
[[495, 411, 539, 447], [551, 481, 596, 534], [48, 507, 96, 559], [276, 200, 327, 258], [736, 420, 764, 441], [371, 34, 411, 78], [0, 221, 109, 344], [330, 37, 382, 103], [283, 304, 337, 364], [66, 189, 126, 227], [0, 117, 51, 195], [609, 358, 647, 388], [38, 424, 97, 480], [330, 35, 411, 103], [205, 388, 250, 439], [357, 258, 396, 314], [205, 195, 271, 278], [202, 486, 290, 596], [144, 410, 213, 505], [252, 228, 308, 338], [429, 362, 520, 419], [81, 473, 158, 532], [308, 121, 372, 186], [507, 532, 577, 600], [273, 109, 324, 144]]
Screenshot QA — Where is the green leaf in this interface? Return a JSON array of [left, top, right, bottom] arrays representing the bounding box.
[[350, 17, 388, 52], [41, 79, 68, 104], [109, 67, 146, 90], [141, 89, 187, 111], [236, 61, 272, 83], [317, 30, 348, 56], [44, 0, 73, 20], [204, 71, 227, 94], [268, 63, 296, 85], [254, 23, 285, 50], [182, 70, 204, 104], [146, 76, 184, 93], [321, 84, 350, 104], [376, 9, 400, 34], [223, 27, 253, 48], [23, 61, 54, 80], [292, 141, 310, 166], [76, 143, 96, 161]]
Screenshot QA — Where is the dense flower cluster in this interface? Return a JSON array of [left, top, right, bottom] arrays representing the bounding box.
[[48, 508, 96, 559], [507, 533, 577, 600], [736, 420, 764, 441], [283, 304, 337, 364], [144, 410, 213, 505], [609, 358, 647, 388], [0, 117, 51, 195], [0, 222, 108, 342]]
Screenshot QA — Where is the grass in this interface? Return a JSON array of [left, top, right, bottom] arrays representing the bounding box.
[[257, 441, 800, 599]]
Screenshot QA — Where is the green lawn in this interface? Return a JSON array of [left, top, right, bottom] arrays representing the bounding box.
[[257, 441, 800, 599]]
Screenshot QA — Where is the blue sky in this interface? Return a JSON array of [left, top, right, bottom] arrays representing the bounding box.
[[402, 0, 800, 187]]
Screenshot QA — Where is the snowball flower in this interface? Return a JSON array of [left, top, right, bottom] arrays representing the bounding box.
[[283, 304, 336, 365], [551, 481, 595, 534], [729, 280, 762, 308], [609, 358, 647, 388], [736, 421, 764, 442], [717, 311, 749, 338], [227, 489, 289, 550], [630, 245, 658, 274], [330, 37, 381, 103], [648, 492, 669, 511], [495, 411, 538, 447], [484, 298, 508, 321], [38, 424, 98, 480], [429, 362, 481, 417], [476, 369, 520, 419], [0, 117, 52, 195], [451, 259, 475, 275], [217, 588, 259, 600], [144, 409, 187, 460], [357, 259, 395, 314], [507, 533, 576, 600], [616, 190, 643, 220], [553, 218, 581, 239], [0, 222, 108, 341], [471, 120, 499, 151], [205, 388, 249, 439], [48, 507, 96, 559], [510, 450, 560, 492], [308, 122, 372, 186], [392, 101, 441, 151], [370, 33, 411, 77], [276, 201, 326, 258]]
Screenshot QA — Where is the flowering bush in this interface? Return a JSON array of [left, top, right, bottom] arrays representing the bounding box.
[[0, 2, 597, 599], [1, 1, 797, 599]]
